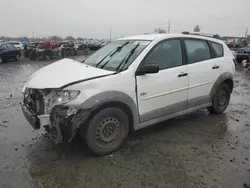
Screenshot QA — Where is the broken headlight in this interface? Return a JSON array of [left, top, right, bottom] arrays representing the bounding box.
[[44, 90, 80, 113]]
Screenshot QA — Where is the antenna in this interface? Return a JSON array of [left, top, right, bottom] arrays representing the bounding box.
[[167, 19, 172, 33]]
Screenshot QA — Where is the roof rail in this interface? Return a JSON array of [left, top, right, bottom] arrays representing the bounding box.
[[181, 31, 221, 39]]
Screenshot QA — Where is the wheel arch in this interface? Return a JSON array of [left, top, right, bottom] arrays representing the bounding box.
[[86, 101, 135, 132], [222, 79, 233, 93], [210, 72, 234, 100], [78, 91, 139, 131]]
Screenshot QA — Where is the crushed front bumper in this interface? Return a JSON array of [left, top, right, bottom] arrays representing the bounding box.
[[21, 103, 91, 143]]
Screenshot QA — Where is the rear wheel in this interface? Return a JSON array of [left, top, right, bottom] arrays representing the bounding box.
[[208, 83, 231, 114], [66, 50, 70, 57], [82, 107, 129, 156], [0, 56, 3, 64]]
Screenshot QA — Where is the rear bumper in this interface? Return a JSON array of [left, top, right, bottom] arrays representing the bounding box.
[[236, 54, 249, 63]]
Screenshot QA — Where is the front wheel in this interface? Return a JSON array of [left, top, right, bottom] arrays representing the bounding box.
[[15, 54, 20, 61], [29, 51, 36, 60], [82, 107, 129, 156], [208, 83, 231, 114]]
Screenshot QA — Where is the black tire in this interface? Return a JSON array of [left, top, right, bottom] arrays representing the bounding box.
[[208, 83, 231, 114], [15, 54, 20, 61], [29, 51, 36, 60], [83, 107, 129, 156], [0, 56, 3, 64], [61, 50, 65, 58], [29, 52, 33, 60]]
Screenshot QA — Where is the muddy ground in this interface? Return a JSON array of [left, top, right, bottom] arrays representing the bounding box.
[[0, 58, 250, 188]]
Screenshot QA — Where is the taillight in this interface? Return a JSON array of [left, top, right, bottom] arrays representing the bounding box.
[[248, 55, 250, 61]]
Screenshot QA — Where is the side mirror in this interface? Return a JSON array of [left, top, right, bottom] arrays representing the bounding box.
[[136, 63, 159, 75]]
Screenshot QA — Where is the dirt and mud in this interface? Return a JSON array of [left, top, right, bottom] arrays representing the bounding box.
[[0, 58, 250, 188]]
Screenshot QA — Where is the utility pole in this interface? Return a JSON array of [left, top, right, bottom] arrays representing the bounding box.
[[109, 28, 112, 40], [167, 19, 172, 33], [245, 28, 248, 38]]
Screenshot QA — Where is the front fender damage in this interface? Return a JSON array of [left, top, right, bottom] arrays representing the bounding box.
[[49, 106, 91, 143]]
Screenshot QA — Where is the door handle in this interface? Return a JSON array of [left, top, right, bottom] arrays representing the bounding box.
[[178, 72, 188, 77], [212, 65, 220, 69]]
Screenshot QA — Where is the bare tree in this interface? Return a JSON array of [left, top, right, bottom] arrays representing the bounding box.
[[154, 28, 167, 34], [48, 35, 62, 41], [77, 37, 83, 40], [65, 36, 75, 41], [20, 36, 29, 40], [193, 25, 201, 32]]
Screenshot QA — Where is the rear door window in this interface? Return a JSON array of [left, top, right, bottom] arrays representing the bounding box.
[[210, 42, 223, 57], [184, 39, 211, 64]]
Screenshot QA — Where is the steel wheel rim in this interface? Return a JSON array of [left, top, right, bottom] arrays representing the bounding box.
[[95, 117, 120, 146], [218, 92, 227, 107]]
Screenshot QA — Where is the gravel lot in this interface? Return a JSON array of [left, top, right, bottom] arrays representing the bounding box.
[[0, 58, 250, 188]]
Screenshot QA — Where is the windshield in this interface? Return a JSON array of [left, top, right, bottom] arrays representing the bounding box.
[[84, 40, 151, 71]]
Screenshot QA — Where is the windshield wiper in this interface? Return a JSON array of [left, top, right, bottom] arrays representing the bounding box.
[[116, 42, 140, 72], [96, 41, 129, 68]]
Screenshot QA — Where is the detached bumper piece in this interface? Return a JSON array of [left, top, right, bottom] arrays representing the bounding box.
[[50, 107, 90, 143], [21, 103, 64, 143]]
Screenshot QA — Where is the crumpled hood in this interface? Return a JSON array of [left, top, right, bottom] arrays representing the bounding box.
[[24, 58, 114, 89]]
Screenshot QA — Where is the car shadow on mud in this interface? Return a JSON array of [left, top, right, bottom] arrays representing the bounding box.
[[27, 108, 230, 164], [24, 108, 235, 188]]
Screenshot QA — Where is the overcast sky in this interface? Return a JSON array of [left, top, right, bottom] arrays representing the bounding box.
[[1, 0, 250, 39]]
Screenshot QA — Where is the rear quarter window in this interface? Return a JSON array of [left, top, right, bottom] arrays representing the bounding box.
[[210, 42, 224, 57]]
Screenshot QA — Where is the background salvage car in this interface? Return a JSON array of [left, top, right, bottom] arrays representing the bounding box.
[[0, 43, 20, 63]]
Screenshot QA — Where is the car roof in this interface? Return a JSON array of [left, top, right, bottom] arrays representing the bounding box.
[[2, 42, 15, 45], [119, 34, 167, 41], [118, 33, 223, 44], [6, 41, 20, 43]]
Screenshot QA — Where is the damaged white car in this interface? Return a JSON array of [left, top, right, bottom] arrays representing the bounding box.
[[22, 34, 235, 155]]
